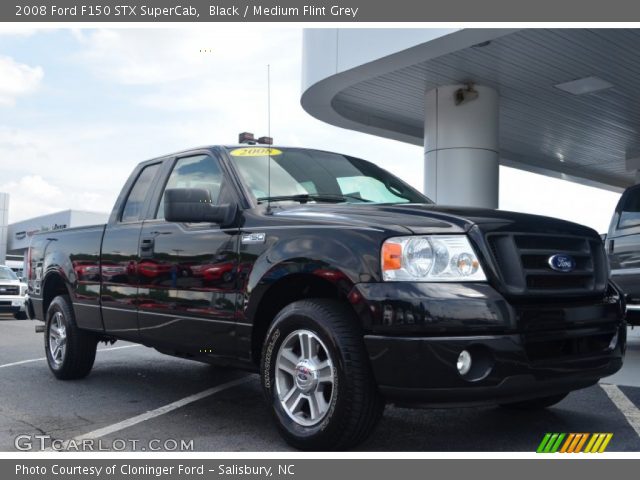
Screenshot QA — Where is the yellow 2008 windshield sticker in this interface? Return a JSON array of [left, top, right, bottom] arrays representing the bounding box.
[[230, 147, 282, 157]]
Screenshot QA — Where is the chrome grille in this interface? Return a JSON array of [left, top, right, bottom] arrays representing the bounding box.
[[0, 285, 19, 296]]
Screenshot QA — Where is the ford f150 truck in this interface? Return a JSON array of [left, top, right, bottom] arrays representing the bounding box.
[[26, 145, 626, 450]]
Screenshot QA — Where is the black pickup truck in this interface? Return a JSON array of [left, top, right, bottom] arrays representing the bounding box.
[[27, 145, 626, 450]]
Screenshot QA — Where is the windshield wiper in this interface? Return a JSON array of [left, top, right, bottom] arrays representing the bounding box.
[[257, 193, 372, 204]]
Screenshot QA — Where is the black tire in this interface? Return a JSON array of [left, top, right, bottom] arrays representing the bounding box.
[[260, 299, 384, 450], [45, 295, 97, 380], [499, 392, 569, 410], [13, 311, 27, 320]]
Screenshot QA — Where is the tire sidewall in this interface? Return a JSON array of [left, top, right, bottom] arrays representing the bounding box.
[[261, 309, 350, 447]]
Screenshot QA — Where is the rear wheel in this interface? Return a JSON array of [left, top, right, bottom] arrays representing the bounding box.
[[260, 299, 384, 450], [45, 295, 97, 380], [500, 392, 569, 410]]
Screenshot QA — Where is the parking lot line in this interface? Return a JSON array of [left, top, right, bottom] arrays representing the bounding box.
[[60, 376, 255, 446], [0, 344, 140, 369], [600, 383, 640, 437]]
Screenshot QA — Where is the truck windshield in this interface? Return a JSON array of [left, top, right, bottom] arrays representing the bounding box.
[[226, 147, 430, 205], [0, 267, 18, 280]]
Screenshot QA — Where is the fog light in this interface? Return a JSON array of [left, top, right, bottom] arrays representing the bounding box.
[[457, 350, 472, 376]]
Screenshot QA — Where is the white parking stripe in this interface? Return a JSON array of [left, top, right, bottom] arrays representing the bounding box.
[[0, 357, 44, 369], [601, 383, 640, 437], [0, 344, 140, 369], [56, 376, 254, 448]]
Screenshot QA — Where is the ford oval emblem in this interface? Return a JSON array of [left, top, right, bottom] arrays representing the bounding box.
[[548, 254, 576, 272]]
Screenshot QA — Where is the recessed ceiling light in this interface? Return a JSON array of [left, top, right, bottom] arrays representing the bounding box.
[[554, 76, 613, 95]]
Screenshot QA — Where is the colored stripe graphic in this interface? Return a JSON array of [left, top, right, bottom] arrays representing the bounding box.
[[584, 433, 613, 453], [598, 433, 613, 453], [537, 433, 565, 453], [574, 433, 590, 453], [537, 433, 552, 453], [560, 433, 588, 453], [537, 433, 612, 453]]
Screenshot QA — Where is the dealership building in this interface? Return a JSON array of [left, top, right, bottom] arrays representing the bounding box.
[[0, 198, 108, 275], [301, 28, 639, 208]]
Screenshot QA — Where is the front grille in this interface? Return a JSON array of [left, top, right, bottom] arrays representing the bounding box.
[[0, 285, 19, 296], [486, 233, 608, 297]]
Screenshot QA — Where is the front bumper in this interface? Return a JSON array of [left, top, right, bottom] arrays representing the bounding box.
[[351, 282, 625, 406], [0, 296, 26, 314]]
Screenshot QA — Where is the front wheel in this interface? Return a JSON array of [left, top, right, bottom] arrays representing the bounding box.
[[499, 392, 569, 410], [45, 295, 97, 380], [13, 310, 27, 320], [260, 299, 384, 450]]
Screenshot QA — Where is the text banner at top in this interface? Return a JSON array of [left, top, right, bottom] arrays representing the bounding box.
[[4, 0, 640, 22]]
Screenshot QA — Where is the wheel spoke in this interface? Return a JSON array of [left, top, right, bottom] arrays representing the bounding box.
[[285, 389, 304, 413], [314, 390, 329, 415], [278, 349, 299, 376], [282, 385, 297, 403], [317, 362, 334, 384], [308, 393, 321, 420], [299, 332, 316, 360]]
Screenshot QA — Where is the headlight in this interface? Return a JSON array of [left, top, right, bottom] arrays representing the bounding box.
[[19, 284, 27, 296], [381, 235, 487, 282]]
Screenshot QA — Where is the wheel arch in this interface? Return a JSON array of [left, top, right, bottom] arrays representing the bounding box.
[[248, 270, 359, 365], [42, 271, 72, 318]]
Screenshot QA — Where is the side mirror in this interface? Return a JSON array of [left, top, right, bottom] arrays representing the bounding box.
[[164, 188, 237, 227]]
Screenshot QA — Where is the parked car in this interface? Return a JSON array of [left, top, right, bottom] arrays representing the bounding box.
[[605, 183, 640, 325], [0, 265, 28, 319], [26, 145, 625, 450]]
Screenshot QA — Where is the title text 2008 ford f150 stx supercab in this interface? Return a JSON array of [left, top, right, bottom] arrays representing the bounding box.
[[26, 145, 626, 450]]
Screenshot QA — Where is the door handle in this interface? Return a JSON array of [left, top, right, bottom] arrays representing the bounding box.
[[609, 239, 615, 254], [140, 237, 155, 258]]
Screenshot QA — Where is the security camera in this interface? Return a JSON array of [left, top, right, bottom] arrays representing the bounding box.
[[454, 84, 479, 106]]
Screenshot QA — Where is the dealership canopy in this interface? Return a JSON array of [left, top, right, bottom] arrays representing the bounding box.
[[302, 29, 640, 208]]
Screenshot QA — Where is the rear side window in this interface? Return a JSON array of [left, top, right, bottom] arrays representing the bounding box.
[[121, 163, 161, 222], [155, 155, 224, 219], [618, 187, 640, 230]]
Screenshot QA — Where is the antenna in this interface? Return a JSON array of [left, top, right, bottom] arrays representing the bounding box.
[[266, 64, 272, 214]]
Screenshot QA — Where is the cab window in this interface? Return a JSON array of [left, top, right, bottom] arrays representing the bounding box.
[[155, 155, 225, 219], [618, 187, 640, 230], [121, 163, 161, 222]]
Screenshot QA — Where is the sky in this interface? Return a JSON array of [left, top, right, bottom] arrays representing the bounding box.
[[0, 27, 622, 233]]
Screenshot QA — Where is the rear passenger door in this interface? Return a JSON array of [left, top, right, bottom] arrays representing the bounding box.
[[137, 152, 240, 358], [607, 184, 640, 305], [101, 161, 163, 340]]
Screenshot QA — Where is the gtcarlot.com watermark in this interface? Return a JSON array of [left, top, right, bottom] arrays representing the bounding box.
[[15, 435, 194, 452]]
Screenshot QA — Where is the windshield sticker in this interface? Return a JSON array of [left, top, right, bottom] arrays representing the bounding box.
[[230, 147, 282, 157]]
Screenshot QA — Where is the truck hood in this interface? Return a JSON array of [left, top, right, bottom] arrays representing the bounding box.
[[273, 203, 600, 238]]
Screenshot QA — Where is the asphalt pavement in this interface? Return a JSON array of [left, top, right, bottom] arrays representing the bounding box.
[[1, 314, 639, 452]]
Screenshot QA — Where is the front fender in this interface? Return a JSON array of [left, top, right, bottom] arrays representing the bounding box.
[[242, 231, 382, 321]]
